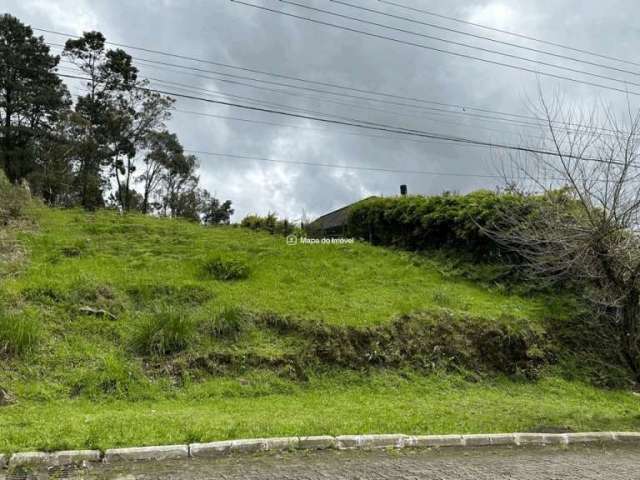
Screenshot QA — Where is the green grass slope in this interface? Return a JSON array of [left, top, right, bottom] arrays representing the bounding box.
[[8, 208, 566, 326], [0, 206, 637, 453]]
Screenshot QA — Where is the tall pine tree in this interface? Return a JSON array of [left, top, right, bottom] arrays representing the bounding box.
[[63, 31, 138, 209], [0, 14, 68, 183]]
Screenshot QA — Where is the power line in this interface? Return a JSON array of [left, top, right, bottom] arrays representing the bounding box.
[[50, 42, 627, 141], [52, 89, 629, 185], [145, 76, 443, 132], [61, 61, 551, 147], [231, 0, 640, 97], [36, 29, 619, 133], [171, 108, 491, 148], [135, 75, 555, 151], [129, 56, 555, 131], [189, 150, 613, 185], [379, 0, 640, 69], [184, 149, 508, 178], [331, 0, 640, 79], [60, 86, 542, 181], [54, 72, 626, 166], [38, 59, 635, 161], [170, 97, 546, 144], [45, 38, 542, 127], [280, 0, 640, 89], [52, 40, 536, 129], [53, 49, 568, 140], [63, 84, 541, 153], [123, 63, 544, 131], [54, 49, 622, 142], [62, 80, 630, 183], [131, 65, 553, 140], [61, 59, 544, 143], [61, 64, 380, 128]]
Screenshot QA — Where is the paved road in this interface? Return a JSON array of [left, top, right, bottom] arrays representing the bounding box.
[[9, 444, 640, 479]]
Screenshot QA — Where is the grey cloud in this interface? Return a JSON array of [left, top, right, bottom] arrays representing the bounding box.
[[4, 0, 639, 219]]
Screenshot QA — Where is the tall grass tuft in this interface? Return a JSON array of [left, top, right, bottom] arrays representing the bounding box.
[[202, 255, 250, 281], [70, 353, 154, 400], [202, 306, 254, 339], [0, 309, 40, 357], [0, 171, 30, 224], [131, 306, 196, 356]]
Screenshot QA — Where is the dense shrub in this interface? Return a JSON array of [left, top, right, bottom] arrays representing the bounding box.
[[164, 309, 633, 385], [295, 311, 548, 377], [132, 306, 196, 356], [203, 255, 250, 281], [547, 312, 635, 389], [0, 309, 40, 357], [181, 311, 552, 378], [347, 190, 537, 260], [241, 213, 298, 236]]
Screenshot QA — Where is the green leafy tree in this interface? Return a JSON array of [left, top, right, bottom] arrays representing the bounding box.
[[159, 150, 199, 218], [201, 191, 234, 225], [170, 188, 201, 221], [0, 14, 68, 183]]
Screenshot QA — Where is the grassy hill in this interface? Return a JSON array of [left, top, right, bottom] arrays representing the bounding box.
[[0, 204, 638, 453], [12, 207, 566, 326]]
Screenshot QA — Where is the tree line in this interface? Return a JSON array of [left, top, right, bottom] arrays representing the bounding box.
[[0, 14, 233, 223]]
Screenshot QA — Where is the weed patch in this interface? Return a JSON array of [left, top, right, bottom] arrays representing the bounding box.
[[71, 281, 119, 305], [0, 308, 40, 357], [201, 306, 253, 339], [59, 238, 91, 258], [22, 284, 67, 304], [131, 306, 197, 356], [547, 313, 635, 388], [127, 283, 213, 307], [166, 311, 553, 379], [0, 172, 31, 225], [301, 312, 549, 376], [202, 255, 250, 281], [69, 353, 152, 400]]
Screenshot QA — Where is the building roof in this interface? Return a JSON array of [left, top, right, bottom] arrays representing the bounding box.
[[308, 196, 376, 231]]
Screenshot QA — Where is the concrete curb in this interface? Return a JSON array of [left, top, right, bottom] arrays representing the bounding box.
[[52, 450, 102, 465], [8, 451, 51, 468], [3, 432, 640, 469], [104, 445, 189, 463]]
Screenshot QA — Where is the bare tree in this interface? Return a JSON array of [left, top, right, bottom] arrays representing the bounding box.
[[492, 89, 640, 378]]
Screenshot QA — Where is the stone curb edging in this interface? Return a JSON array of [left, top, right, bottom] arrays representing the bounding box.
[[3, 432, 640, 469], [104, 445, 189, 463]]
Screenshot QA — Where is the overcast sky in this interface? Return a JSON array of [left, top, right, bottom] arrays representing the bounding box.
[[4, 0, 639, 220]]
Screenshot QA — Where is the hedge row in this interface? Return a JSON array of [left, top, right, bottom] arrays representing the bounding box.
[[241, 213, 299, 236], [346, 190, 537, 260]]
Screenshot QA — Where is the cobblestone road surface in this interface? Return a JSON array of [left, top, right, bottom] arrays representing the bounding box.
[[29, 444, 637, 479]]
